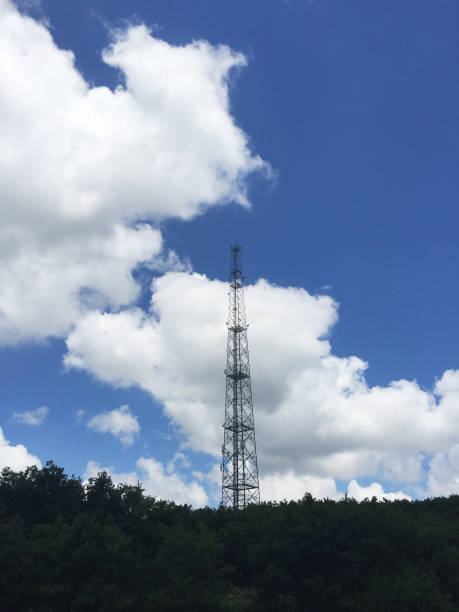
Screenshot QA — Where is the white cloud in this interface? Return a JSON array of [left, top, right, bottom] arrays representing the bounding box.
[[262, 474, 411, 503], [87, 405, 140, 446], [84, 457, 208, 507], [261, 471, 339, 501], [0, 426, 41, 470], [0, 0, 267, 343], [347, 480, 411, 502], [0, 224, 164, 344], [75, 409, 85, 423], [423, 372, 459, 497], [192, 463, 221, 504], [65, 270, 459, 501], [426, 445, 459, 497], [166, 452, 191, 474], [11, 405, 49, 426], [65, 273, 338, 456]]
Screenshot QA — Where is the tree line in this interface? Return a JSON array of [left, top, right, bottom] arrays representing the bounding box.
[[0, 461, 458, 611]]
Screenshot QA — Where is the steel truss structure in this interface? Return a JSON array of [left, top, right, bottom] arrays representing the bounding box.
[[221, 245, 260, 509]]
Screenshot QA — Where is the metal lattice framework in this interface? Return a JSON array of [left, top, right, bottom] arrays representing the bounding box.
[[221, 245, 260, 509]]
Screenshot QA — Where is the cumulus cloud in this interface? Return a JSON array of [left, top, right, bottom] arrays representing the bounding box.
[[0, 223, 163, 344], [166, 452, 191, 474], [426, 445, 459, 497], [347, 480, 411, 502], [422, 373, 459, 497], [11, 405, 49, 426], [0, 427, 41, 470], [65, 272, 338, 455], [261, 471, 339, 502], [84, 457, 208, 507], [192, 463, 221, 504], [64, 270, 459, 499], [87, 405, 140, 446], [0, 0, 267, 343], [261, 474, 411, 503]]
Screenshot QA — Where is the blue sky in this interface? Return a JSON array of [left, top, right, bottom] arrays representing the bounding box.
[[0, 0, 457, 504]]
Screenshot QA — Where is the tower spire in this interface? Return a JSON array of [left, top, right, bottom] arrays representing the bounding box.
[[221, 245, 260, 509]]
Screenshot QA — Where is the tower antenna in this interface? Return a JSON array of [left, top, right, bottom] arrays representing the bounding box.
[[221, 245, 260, 509]]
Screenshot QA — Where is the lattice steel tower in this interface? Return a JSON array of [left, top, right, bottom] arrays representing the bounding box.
[[221, 245, 260, 509]]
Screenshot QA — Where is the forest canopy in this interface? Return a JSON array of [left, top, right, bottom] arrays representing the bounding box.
[[0, 461, 458, 611]]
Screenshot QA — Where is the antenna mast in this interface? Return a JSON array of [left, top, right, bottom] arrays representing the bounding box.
[[221, 245, 260, 509]]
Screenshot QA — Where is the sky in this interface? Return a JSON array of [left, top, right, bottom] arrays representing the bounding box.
[[0, 0, 458, 506]]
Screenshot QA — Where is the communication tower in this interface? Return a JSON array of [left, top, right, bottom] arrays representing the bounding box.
[[221, 245, 260, 509]]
